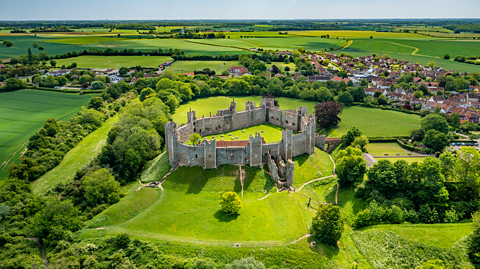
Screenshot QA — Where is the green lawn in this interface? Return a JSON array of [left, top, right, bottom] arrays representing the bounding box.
[[32, 115, 118, 194], [86, 147, 334, 245], [55, 55, 173, 69], [200, 123, 284, 144], [0, 90, 94, 183], [375, 157, 428, 164], [165, 60, 240, 74], [87, 163, 308, 245], [335, 106, 422, 137], [366, 142, 418, 156]]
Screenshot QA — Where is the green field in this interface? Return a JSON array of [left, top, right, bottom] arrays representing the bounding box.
[[55, 55, 173, 69], [186, 37, 345, 52], [200, 123, 284, 143], [366, 142, 418, 156], [165, 60, 240, 74], [0, 90, 94, 183], [173, 96, 422, 138], [335, 107, 422, 137], [32, 116, 118, 194]]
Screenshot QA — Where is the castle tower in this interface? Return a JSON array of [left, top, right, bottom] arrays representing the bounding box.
[[282, 129, 294, 160], [187, 108, 197, 124], [306, 113, 316, 155], [249, 132, 263, 167], [204, 138, 217, 169], [164, 121, 179, 169], [285, 160, 294, 187]]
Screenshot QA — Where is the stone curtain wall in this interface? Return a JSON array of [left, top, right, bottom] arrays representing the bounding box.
[[165, 97, 317, 169]]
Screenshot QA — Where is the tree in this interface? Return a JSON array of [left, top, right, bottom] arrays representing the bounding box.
[[421, 114, 449, 134], [341, 126, 362, 147], [468, 229, 480, 268], [427, 61, 436, 68], [189, 133, 202, 145], [335, 146, 367, 186], [88, 97, 104, 111], [444, 54, 450, 60], [90, 81, 105, 90], [314, 101, 343, 129], [316, 87, 333, 102], [448, 113, 461, 129], [219, 192, 242, 215], [32, 198, 84, 247], [139, 87, 156, 102], [57, 76, 67, 86], [423, 129, 449, 152], [226, 257, 266, 269], [410, 129, 425, 141], [43, 118, 59, 136], [32, 42, 39, 48], [284, 66, 290, 72], [351, 135, 369, 152], [82, 168, 121, 207], [418, 259, 446, 269], [378, 94, 388, 105], [165, 94, 179, 112], [82, 82, 89, 89], [50, 60, 56, 67], [338, 91, 353, 106], [3, 41, 13, 47], [311, 204, 343, 246]]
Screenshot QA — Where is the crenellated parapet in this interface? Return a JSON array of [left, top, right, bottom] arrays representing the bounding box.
[[164, 96, 319, 171]]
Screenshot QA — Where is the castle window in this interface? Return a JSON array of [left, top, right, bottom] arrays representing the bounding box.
[[194, 128, 196, 132], [208, 155, 212, 158], [286, 120, 289, 124], [292, 123, 295, 126], [195, 155, 197, 158]]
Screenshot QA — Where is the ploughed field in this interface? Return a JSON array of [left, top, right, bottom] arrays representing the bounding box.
[[173, 96, 422, 137], [0, 90, 94, 183]]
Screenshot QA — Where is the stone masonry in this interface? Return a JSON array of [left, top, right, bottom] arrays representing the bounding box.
[[164, 96, 318, 170]]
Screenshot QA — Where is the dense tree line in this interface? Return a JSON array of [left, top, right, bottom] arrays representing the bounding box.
[[353, 147, 480, 227]]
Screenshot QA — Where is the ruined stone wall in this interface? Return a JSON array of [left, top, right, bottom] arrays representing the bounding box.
[[216, 147, 248, 166], [315, 135, 326, 151], [164, 97, 317, 170]]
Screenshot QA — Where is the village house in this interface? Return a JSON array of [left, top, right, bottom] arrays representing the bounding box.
[[228, 66, 251, 77]]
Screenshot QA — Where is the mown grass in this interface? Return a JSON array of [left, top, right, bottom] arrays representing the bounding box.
[[32, 115, 118, 194], [87, 162, 310, 244], [201, 123, 284, 143], [55, 55, 173, 69], [0, 90, 94, 182], [165, 60, 240, 74], [140, 151, 171, 183], [335, 106, 422, 137], [366, 142, 418, 156], [290, 30, 425, 38], [293, 147, 334, 188]]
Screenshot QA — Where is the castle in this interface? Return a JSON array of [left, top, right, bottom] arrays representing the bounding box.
[[164, 96, 326, 187]]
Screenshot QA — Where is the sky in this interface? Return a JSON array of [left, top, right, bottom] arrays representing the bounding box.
[[0, 0, 479, 20]]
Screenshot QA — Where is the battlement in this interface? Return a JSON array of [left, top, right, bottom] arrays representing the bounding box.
[[164, 96, 317, 170]]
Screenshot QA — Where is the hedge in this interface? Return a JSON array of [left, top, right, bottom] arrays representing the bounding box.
[[27, 86, 103, 94], [352, 102, 421, 116], [450, 139, 476, 143], [396, 139, 416, 151]]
